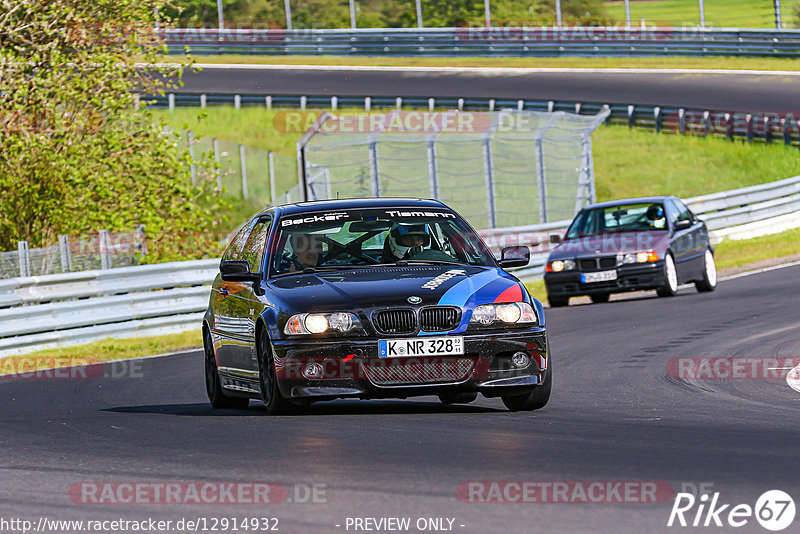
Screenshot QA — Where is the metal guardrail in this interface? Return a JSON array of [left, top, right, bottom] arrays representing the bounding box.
[[148, 93, 800, 147], [1, 174, 797, 355], [164, 27, 800, 57]]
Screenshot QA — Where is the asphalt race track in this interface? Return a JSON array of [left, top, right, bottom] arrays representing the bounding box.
[[2, 264, 799, 533], [177, 65, 800, 112]]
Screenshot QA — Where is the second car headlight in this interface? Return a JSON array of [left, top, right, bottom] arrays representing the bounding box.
[[284, 312, 361, 335], [622, 250, 660, 264], [470, 302, 538, 326], [547, 259, 576, 272]]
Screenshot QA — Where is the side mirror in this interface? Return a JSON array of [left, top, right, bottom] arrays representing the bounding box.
[[498, 246, 530, 269], [673, 219, 692, 231], [549, 234, 562, 245], [220, 260, 260, 282]]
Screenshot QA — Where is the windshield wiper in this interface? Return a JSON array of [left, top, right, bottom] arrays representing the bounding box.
[[395, 259, 467, 266], [271, 264, 377, 278]]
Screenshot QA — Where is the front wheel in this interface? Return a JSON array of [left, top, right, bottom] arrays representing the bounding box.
[[204, 330, 249, 410], [547, 296, 569, 308], [501, 365, 552, 412], [656, 253, 678, 297], [695, 249, 717, 292], [257, 329, 293, 415]]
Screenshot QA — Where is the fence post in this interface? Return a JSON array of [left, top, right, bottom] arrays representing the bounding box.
[[427, 139, 439, 200], [239, 144, 248, 199], [535, 138, 547, 223], [213, 138, 222, 189], [368, 141, 380, 197], [99, 230, 111, 270], [764, 116, 773, 143], [58, 235, 72, 272], [17, 241, 30, 278], [482, 138, 497, 229], [188, 130, 197, 185], [782, 118, 791, 145], [268, 151, 277, 204]]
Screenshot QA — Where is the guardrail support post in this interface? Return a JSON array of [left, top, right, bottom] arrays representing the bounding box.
[[679, 108, 686, 135], [765, 116, 773, 143], [725, 113, 734, 141], [427, 139, 439, 200], [489, 99, 495, 112], [482, 138, 497, 229], [782, 118, 791, 146], [265, 96, 272, 110], [654, 106, 662, 133], [200, 94, 207, 109], [17, 241, 30, 278], [332, 96, 338, 110], [457, 98, 464, 111], [703, 111, 710, 137], [58, 235, 72, 272], [239, 144, 248, 199], [99, 230, 111, 270], [269, 151, 277, 204], [428, 98, 435, 111], [368, 141, 380, 197], [396, 97, 403, 110], [300, 95, 307, 110], [365, 97, 371, 112], [627, 105, 635, 128], [168, 93, 175, 111], [746, 114, 754, 142], [234, 95, 241, 110]]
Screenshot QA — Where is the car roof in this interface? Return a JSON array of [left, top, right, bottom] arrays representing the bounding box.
[[265, 197, 449, 218], [583, 196, 675, 210]]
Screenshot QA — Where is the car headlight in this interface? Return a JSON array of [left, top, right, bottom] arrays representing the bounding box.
[[622, 251, 660, 264], [470, 302, 538, 326], [547, 259, 576, 272], [284, 312, 361, 335]]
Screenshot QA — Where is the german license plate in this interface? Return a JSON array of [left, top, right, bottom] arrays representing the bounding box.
[[581, 270, 617, 284], [378, 336, 464, 358]]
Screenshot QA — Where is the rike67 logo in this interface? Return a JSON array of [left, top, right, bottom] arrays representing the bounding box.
[[668, 490, 796, 531]]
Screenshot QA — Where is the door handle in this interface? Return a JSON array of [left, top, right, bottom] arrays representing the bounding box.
[[219, 288, 229, 296]]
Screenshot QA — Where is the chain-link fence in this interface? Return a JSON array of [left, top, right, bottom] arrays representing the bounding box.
[[180, 130, 297, 207], [0, 229, 146, 279], [299, 109, 608, 230]]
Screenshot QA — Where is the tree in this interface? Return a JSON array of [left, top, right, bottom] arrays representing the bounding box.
[[0, 0, 226, 261]]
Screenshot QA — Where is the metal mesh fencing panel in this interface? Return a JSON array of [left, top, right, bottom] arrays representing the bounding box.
[[300, 109, 608, 230]]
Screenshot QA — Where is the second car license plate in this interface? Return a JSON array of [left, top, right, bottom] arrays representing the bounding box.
[[581, 270, 617, 284], [378, 336, 464, 358]]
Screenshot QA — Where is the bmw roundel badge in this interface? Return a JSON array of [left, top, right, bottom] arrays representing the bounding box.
[[407, 296, 422, 304]]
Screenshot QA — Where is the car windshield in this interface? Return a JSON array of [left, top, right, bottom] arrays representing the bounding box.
[[565, 203, 667, 239], [270, 208, 496, 276]]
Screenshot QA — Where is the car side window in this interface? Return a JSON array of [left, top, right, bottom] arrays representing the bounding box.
[[674, 199, 694, 222], [664, 200, 681, 224], [242, 218, 271, 273], [221, 220, 255, 262]]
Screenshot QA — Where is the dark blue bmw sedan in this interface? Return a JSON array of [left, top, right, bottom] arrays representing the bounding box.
[[203, 198, 551, 414]]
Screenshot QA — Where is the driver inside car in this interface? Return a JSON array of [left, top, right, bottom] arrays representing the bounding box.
[[287, 233, 324, 271], [646, 204, 666, 229], [382, 224, 430, 263]]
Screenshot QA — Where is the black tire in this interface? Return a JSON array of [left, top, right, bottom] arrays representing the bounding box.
[[501, 364, 552, 412], [257, 328, 293, 415], [547, 296, 569, 308], [438, 392, 478, 404], [204, 330, 249, 410], [590, 293, 610, 304], [656, 253, 678, 298], [695, 249, 717, 293]]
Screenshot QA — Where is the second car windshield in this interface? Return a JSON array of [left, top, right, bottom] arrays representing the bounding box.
[[271, 208, 496, 275], [565, 203, 667, 239]]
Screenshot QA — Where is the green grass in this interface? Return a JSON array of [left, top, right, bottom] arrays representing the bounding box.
[[714, 227, 800, 269], [0, 331, 201, 375], [173, 54, 800, 70], [604, 0, 798, 28]]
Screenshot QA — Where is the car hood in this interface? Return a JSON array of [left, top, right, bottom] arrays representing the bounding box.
[[265, 264, 527, 314], [548, 231, 670, 260]]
